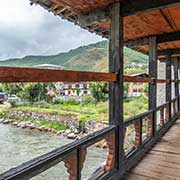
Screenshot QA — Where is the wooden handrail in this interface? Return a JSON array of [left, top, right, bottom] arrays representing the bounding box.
[[0, 67, 117, 83], [0, 66, 178, 83]]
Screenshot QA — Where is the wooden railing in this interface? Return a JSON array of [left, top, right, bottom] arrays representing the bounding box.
[[0, 97, 179, 180], [0, 66, 179, 180]]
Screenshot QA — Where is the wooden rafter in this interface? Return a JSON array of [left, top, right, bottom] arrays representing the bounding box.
[[125, 31, 180, 48], [75, 0, 180, 27]]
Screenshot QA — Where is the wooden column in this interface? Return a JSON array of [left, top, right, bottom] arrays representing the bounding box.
[[177, 57, 180, 111], [148, 37, 157, 136], [174, 58, 179, 98], [166, 54, 172, 102], [148, 36, 157, 110], [109, 2, 124, 170], [166, 54, 172, 120]]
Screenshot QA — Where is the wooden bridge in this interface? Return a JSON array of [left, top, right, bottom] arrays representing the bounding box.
[[0, 0, 180, 179]]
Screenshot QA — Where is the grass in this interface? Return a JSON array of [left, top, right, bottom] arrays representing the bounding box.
[[12, 96, 148, 130], [14, 106, 79, 116], [15, 117, 68, 131]]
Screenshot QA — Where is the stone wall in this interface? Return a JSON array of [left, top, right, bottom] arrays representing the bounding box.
[[7, 110, 78, 129]]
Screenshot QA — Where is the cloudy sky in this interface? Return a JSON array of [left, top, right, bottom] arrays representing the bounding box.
[[0, 0, 104, 60]]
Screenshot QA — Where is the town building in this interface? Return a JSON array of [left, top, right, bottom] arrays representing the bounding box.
[[128, 73, 148, 97], [34, 64, 91, 97], [55, 82, 90, 97]]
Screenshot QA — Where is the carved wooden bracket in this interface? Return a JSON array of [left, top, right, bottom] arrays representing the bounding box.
[[134, 120, 141, 147], [104, 128, 126, 172], [165, 104, 170, 122], [63, 148, 87, 180], [104, 132, 115, 172], [147, 114, 153, 137], [160, 107, 164, 126]]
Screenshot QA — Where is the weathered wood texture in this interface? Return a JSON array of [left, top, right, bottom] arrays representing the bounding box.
[[0, 66, 178, 84], [158, 48, 180, 57], [124, 119, 180, 180], [109, 2, 124, 171], [125, 31, 180, 48], [173, 58, 179, 98], [0, 67, 117, 83], [166, 55, 172, 102], [148, 36, 157, 110]]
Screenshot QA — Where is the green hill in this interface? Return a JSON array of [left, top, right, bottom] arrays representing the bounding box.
[[0, 41, 148, 72]]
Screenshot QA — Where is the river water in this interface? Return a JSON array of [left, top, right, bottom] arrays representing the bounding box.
[[0, 124, 108, 180]]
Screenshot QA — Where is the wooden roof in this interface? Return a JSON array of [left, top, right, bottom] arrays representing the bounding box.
[[30, 0, 180, 57]]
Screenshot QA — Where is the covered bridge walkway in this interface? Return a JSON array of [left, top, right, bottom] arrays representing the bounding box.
[[125, 118, 180, 180]]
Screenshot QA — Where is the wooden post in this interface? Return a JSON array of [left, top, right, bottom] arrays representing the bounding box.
[[178, 58, 180, 111], [166, 54, 172, 119], [173, 58, 179, 99], [148, 36, 157, 135], [148, 36, 157, 110], [109, 2, 124, 170]]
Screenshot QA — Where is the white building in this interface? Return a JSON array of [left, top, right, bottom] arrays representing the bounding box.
[[34, 64, 91, 97]]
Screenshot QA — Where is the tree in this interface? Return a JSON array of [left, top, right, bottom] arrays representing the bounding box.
[[143, 83, 148, 96], [24, 83, 48, 102], [124, 82, 129, 98], [1, 83, 24, 95], [89, 82, 108, 102]]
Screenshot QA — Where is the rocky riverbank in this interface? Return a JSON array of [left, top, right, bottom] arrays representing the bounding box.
[[0, 109, 108, 141]]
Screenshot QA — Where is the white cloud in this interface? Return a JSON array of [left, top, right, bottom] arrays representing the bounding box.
[[0, 0, 104, 60]]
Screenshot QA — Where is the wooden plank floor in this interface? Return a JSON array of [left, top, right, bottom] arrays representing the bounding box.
[[124, 119, 180, 180]]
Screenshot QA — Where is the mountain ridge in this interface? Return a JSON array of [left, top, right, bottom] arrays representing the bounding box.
[[0, 41, 148, 72]]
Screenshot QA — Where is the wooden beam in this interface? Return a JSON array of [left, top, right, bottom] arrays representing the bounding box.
[[76, 0, 180, 27], [109, 2, 124, 173], [122, 0, 180, 17], [0, 66, 176, 84], [0, 67, 117, 83], [148, 36, 157, 110], [125, 31, 180, 48], [158, 48, 180, 56], [76, 7, 110, 27]]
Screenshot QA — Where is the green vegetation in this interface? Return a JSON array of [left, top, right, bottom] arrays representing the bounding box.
[[124, 96, 148, 119], [0, 40, 149, 132], [124, 66, 147, 75], [13, 96, 148, 130], [89, 82, 108, 102], [0, 41, 148, 72], [15, 117, 68, 131], [0, 83, 55, 103], [0, 108, 8, 118], [14, 105, 79, 116]]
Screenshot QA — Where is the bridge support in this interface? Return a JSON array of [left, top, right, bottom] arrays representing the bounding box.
[[166, 54, 172, 119], [173, 58, 179, 109], [148, 36, 157, 136], [109, 2, 124, 174]]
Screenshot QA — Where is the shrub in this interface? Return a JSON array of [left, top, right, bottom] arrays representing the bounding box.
[[36, 102, 51, 108], [66, 98, 80, 105], [8, 100, 17, 107], [78, 115, 91, 132], [0, 109, 8, 118], [53, 98, 66, 105], [81, 96, 96, 105]]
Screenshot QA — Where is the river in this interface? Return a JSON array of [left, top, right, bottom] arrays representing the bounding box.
[[0, 124, 108, 180]]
